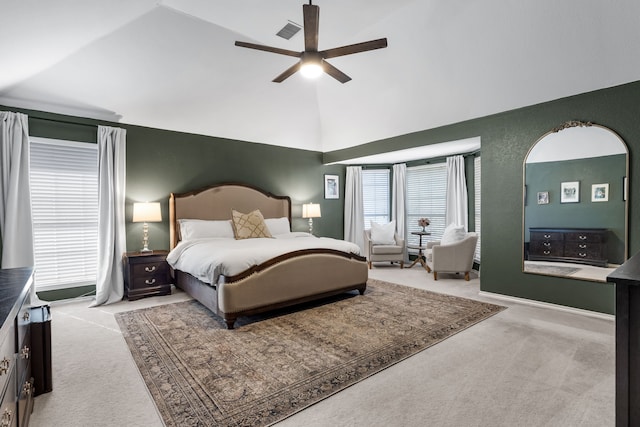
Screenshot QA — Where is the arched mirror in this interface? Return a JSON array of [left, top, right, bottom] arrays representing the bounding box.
[[523, 121, 628, 282]]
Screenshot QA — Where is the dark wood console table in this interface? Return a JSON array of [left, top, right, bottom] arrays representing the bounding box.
[[607, 252, 640, 426]]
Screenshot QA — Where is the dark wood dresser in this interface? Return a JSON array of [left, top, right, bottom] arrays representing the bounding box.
[[528, 227, 608, 267], [0, 267, 35, 427], [123, 251, 171, 300], [607, 252, 640, 426]]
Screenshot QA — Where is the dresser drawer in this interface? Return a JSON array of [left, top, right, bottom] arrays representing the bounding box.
[[564, 242, 605, 260], [530, 240, 563, 257], [0, 368, 17, 427], [530, 231, 563, 242], [0, 326, 15, 401], [565, 231, 606, 243]]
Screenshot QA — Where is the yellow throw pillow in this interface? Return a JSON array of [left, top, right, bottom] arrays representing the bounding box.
[[231, 209, 272, 239]]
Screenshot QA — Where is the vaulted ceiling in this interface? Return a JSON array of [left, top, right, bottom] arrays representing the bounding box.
[[2, 0, 639, 153]]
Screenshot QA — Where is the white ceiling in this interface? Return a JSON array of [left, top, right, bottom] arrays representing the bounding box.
[[1, 0, 639, 154]]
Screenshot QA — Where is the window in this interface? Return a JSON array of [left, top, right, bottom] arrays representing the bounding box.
[[406, 163, 447, 247], [362, 169, 390, 229], [474, 156, 481, 262], [30, 138, 98, 291]]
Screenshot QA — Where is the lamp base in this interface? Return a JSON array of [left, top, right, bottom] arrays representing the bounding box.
[[139, 248, 153, 254]]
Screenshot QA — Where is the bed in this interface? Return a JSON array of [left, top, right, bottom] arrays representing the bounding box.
[[168, 183, 368, 329]]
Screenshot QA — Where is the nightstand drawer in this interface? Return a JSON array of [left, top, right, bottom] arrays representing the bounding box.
[[123, 251, 172, 301]]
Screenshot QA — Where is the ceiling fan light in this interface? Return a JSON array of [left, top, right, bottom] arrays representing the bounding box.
[[300, 62, 323, 79]]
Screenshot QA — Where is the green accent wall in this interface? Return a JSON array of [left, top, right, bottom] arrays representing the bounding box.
[[524, 155, 626, 263], [325, 80, 640, 315], [5, 79, 640, 312]]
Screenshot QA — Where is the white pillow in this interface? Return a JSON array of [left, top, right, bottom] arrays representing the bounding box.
[[370, 221, 396, 245], [178, 219, 234, 240], [264, 217, 290, 235], [440, 223, 466, 246]]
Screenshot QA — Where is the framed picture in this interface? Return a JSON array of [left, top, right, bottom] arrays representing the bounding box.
[[561, 181, 580, 203], [591, 183, 609, 202], [537, 191, 549, 205], [324, 174, 339, 199]]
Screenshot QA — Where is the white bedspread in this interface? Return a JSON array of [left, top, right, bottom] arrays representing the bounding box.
[[166, 233, 361, 285]]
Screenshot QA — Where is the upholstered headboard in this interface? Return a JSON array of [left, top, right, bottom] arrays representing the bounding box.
[[169, 183, 292, 249]]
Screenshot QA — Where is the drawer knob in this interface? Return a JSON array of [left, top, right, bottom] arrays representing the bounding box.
[[22, 311, 29, 321], [544, 234, 551, 239], [579, 244, 587, 249], [0, 408, 12, 427], [579, 235, 587, 240], [543, 250, 551, 255], [20, 346, 29, 359], [145, 278, 156, 285], [144, 266, 157, 272], [543, 242, 551, 247], [22, 381, 32, 397], [579, 252, 587, 257], [0, 357, 10, 375]]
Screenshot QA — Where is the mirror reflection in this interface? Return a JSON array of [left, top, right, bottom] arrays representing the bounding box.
[[523, 121, 628, 282]]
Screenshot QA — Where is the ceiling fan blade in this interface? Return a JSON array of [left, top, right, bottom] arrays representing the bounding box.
[[322, 61, 351, 84], [302, 3, 319, 51], [235, 41, 301, 58], [273, 61, 302, 83], [321, 38, 388, 59]]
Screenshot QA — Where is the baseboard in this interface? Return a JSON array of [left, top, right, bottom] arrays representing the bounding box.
[[478, 291, 614, 321]]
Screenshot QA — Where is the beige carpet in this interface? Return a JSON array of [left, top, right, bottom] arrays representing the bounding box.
[[115, 279, 505, 427]]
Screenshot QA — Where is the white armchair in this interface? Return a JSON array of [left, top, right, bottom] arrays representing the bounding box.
[[425, 232, 478, 281], [363, 229, 405, 269]]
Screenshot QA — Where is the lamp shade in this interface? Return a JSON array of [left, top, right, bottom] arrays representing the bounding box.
[[132, 202, 162, 223], [302, 203, 321, 219]]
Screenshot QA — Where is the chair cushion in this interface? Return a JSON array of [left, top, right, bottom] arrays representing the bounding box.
[[370, 221, 396, 245], [371, 244, 403, 255], [441, 223, 466, 246]]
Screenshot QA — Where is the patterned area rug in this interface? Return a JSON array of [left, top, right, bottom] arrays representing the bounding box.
[[115, 279, 505, 427]]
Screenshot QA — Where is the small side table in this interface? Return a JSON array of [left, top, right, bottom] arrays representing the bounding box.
[[407, 231, 430, 269], [122, 250, 172, 300]]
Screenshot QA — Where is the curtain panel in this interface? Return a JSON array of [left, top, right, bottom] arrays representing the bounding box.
[[0, 111, 34, 269], [392, 163, 407, 260], [445, 155, 468, 230], [92, 126, 127, 306], [344, 166, 364, 254]]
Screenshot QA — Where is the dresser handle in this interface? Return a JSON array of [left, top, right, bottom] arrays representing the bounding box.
[[144, 266, 157, 272], [145, 278, 156, 285], [579, 252, 587, 257], [22, 381, 32, 397], [579, 244, 587, 249], [544, 234, 551, 239], [22, 311, 29, 321], [579, 235, 587, 240], [543, 250, 551, 255], [0, 357, 10, 375], [20, 346, 29, 360], [0, 408, 12, 427], [543, 242, 551, 247]]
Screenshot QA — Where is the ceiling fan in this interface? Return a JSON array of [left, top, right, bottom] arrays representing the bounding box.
[[235, 1, 388, 83]]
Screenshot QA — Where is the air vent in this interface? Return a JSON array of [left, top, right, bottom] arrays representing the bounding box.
[[276, 21, 302, 40]]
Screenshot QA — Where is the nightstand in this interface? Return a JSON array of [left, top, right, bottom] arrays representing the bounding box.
[[122, 250, 171, 300]]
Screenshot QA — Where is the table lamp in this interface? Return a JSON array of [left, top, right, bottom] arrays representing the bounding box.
[[132, 202, 162, 253], [302, 203, 321, 234]]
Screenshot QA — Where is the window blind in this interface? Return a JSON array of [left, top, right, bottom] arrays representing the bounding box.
[[474, 156, 481, 262], [30, 138, 98, 291], [406, 163, 447, 247], [362, 169, 390, 229]]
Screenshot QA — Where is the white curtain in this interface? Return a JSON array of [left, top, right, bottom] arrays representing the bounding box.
[[0, 112, 34, 268], [92, 126, 127, 306], [344, 166, 364, 253], [445, 155, 468, 229], [392, 163, 407, 259]]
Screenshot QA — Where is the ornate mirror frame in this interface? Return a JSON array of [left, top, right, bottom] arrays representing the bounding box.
[[522, 121, 629, 282]]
